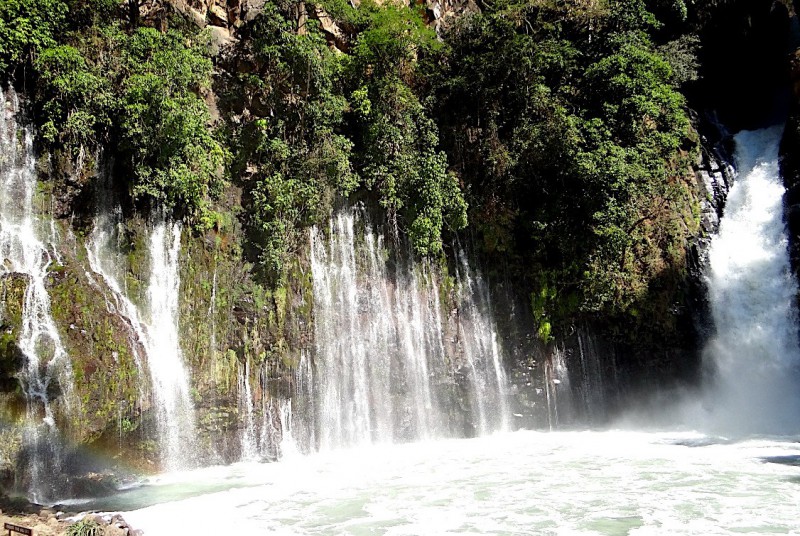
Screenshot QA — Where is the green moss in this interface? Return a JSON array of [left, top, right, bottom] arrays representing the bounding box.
[[44, 229, 142, 443], [0, 274, 27, 331]]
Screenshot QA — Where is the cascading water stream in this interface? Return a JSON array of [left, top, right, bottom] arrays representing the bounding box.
[[0, 88, 74, 502], [545, 345, 571, 430], [86, 173, 146, 375], [238, 359, 258, 461], [454, 249, 511, 434], [143, 222, 198, 467], [703, 125, 800, 434], [87, 205, 197, 468], [307, 207, 511, 449], [277, 398, 299, 458], [310, 211, 407, 448]]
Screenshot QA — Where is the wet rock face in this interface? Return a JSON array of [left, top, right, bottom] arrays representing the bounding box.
[[781, 110, 800, 277], [781, 5, 800, 284], [0, 273, 28, 394], [691, 116, 736, 270], [423, 0, 480, 33]]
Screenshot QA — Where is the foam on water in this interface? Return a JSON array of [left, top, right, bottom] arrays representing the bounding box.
[[116, 430, 800, 535]]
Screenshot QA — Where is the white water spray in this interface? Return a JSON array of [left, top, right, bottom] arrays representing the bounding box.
[[545, 345, 571, 429], [704, 125, 800, 434], [86, 187, 146, 374], [309, 211, 403, 448], [238, 359, 258, 461], [86, 183, 197, 466], [277, 398, 299, 459]]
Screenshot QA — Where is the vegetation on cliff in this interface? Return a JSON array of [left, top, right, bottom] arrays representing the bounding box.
[[429, 0, 701, 343], [0, 0, 752, 343]]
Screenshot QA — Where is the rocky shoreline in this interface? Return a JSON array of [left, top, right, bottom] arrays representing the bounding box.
[[0, 496, 139, 536]]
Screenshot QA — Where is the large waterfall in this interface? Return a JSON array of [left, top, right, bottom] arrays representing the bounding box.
[[704, 125, 800, 434], [0, 88, 74, 501], [304, 207, 509, 449]]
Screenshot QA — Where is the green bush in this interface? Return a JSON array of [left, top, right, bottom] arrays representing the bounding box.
[[431, 0, 696, 334], [66, 518, 103, 536], [33, 24, 224, 225], [0, 0, 67, 72]]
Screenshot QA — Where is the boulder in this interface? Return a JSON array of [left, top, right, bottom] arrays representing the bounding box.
[[242, 0, 267, 22], [207, 25, 237, 56], [209, 2, 229, 26]]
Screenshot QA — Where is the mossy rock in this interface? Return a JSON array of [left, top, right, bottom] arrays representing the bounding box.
[[44, 236, 144, 444], [0, 274, 28, 394]]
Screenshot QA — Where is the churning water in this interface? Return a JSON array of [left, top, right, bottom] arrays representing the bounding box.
[[110, 430, 800, 535]]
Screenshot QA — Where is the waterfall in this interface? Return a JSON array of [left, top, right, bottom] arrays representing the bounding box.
[[575, 330, 609, 423], [307, 207, 510, 449], [293, 348, 315, 450], [704, 125, 800, 434], [0, 88, 74, 502], [277, 398, 299, 459], [208, 263, 217, 359], [310, 210, 409, 448], [86, 176, 147, 379], [238, 359, 258, 461], [143, 222, 197, 468], [86, 176, 197, 467], [455, 250, 511, 434], [545, 345, 571, 429]]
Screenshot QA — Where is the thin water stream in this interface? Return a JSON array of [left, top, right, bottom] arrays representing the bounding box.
[[87, 199, 197, 468]]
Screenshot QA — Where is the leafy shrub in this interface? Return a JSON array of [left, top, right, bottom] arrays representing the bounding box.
[[66, 518, 103, 536]]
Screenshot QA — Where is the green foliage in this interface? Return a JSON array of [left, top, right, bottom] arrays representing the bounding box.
[[35, 44, 113, 148], [118, 28, 223, 221], [33, 23, 224, 225], [350, 1, 439, 79], [657, 34, 700, 85], [531, 282, 556, 342], [357, 79, 467, 254], [66, 518, 103, 536], [0, 0, 67, 72], [346, 2, 467, 255], [235, 2, 356, 282], [66, 0, 119, 27], [432, 0, 696, 335], [0, 0, 120, 73]]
